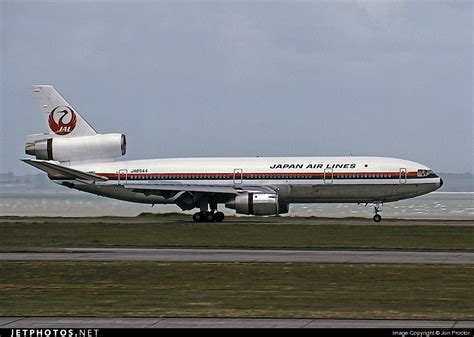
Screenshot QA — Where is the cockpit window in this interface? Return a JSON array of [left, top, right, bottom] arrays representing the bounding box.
[[417, 169, 433, 177]]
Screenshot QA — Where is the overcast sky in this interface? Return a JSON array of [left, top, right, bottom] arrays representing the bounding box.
[[1, 0, 472, 174]]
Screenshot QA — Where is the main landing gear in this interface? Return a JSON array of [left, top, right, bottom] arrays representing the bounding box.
[[192, 211, 225, 222], [372, 202, 382, 222], [192, 200, 225, 222]]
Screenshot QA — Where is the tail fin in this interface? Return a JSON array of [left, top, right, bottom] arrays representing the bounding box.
[[32, 85, 97, 137]]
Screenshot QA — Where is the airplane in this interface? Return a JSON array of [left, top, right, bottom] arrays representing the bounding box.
[[23, 85, 443, 222]]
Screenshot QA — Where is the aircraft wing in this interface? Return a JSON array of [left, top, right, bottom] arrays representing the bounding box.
[[21, 158, 108, 182], [21, 158, 275, 211], [123, 184, 276, 211], [124, 184, 239, 195]]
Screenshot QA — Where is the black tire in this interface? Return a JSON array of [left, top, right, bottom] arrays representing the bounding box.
[[214, 211, 225, 222], [205, 212, 215, 222], [373, 214, 382, 222], [193, 212, 203, 222]]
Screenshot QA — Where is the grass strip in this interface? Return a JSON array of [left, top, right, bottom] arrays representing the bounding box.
[[1, 222, 473, 251], [0, 261, 472, 319]]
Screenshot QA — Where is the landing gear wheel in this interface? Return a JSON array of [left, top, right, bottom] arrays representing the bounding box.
[[193, 212, 204, 222], [214, 211, 225, 222], [370, 201, 383, 223], [205, 211, 215, 222]]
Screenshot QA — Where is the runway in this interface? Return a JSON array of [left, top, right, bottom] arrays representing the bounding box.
[[1, 317, 474, 328], [1, 247, 473, 264], [2, 216, 472, 226]]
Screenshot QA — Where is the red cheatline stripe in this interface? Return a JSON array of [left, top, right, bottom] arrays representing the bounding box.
[[96, 171, 417, 179]]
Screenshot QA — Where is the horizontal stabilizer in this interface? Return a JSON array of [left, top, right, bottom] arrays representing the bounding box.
[[21, 159, 108, 182]]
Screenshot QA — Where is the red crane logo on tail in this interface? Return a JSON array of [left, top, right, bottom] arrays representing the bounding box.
[[48, 106, 77, 135]]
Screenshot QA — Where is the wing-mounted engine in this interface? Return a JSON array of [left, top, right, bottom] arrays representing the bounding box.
[[25, 133, 126, 162], [225, 192, 289, 215]]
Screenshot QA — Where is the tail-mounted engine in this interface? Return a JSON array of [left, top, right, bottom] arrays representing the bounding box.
[[25, 133, 126, 162], [225, 192, 289, 216]]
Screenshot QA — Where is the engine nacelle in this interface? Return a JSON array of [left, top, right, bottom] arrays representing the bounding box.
[[225, 192, 289, 216], [25, 133, 126, 162]]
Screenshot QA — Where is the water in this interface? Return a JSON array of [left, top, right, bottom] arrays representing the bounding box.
[[290, 192, 474, 220], [0, 190, 472, 220]]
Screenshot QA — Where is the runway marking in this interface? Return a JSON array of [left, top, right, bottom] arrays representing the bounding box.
[[0, 248, 473, 264]]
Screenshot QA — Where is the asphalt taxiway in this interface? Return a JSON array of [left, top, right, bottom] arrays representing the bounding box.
[[1, 216, 472, 226], [1, 317, 474, 328], [0, 247, 473, 264]]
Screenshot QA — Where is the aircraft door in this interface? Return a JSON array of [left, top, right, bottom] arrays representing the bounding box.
[[399, 168, 407, 184], [233, 168, 243, 185], [324, 168, 333, 184], [117, 169, 128, 185]]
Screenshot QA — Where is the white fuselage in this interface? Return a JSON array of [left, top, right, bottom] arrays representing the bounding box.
[[25, 85, 443, 220], [54, 156, 442, 207]]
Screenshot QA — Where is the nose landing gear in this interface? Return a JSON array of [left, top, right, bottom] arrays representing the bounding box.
[[373, 213, 382, 222], [372, 202, 383, 222]]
